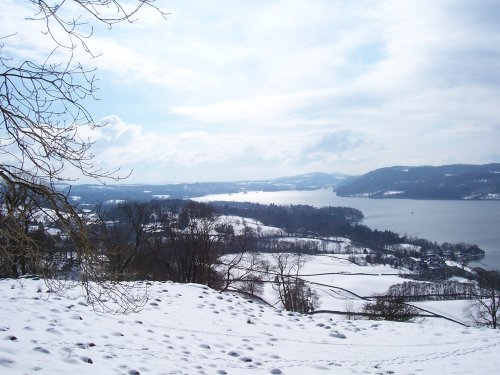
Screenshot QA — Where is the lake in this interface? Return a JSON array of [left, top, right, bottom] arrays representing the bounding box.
[[195, 189, 500, 271]]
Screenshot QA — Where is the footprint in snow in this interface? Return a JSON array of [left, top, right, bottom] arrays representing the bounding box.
[[45, 328, 62, 335], [330, 332, 347, 339], [76, 342, 96, 349], [0, 357, 15, 366], [33, 346, 50, 354]]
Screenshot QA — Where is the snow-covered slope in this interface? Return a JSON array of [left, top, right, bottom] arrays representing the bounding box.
[[1, 279, 499, 374]]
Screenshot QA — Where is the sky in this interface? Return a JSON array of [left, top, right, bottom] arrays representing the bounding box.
[[1, 0, 500, 183]]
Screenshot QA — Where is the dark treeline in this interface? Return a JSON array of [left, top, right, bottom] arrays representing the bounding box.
[[402, 266, 478, 281], [385, 280, 473, 301], [257, 238, 325, 254], [88, 200, 374, 284], [349, 224, 401, 248], [211, 201, 414, 250], [210, 201, 363, 236]]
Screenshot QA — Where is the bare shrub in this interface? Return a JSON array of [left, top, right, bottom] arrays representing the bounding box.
[[464, 270, 500, 329], [362, 295, 419, 322]]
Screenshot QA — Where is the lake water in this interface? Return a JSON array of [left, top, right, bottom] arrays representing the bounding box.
[[195, 189, 500, 271]]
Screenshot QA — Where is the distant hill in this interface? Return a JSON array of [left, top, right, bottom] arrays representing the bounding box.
[[335, 163, 500, 200], [267, 172, 351, 189], [61, 172, 350, 206]]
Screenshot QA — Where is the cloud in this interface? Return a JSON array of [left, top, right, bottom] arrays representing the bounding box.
[[91, 116, 301, 168], [305, 131, 366, 154], [3, 0, 500, 182], [87, 116, 365, 182], [0, 1, 66, 62], [171, 88, 340, 124]]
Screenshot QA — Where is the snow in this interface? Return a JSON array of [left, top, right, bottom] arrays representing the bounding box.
[[413, 300, 471, 324], [152, 195, 170, 199], [385, 243, 422, 253], [485, 193, 500, 199], [299, 255, 405, 300], [383, 191, 404, 196], [272, 236, 366, 254], [445, 260, 475, 274], [220, 215, 285, 236], [448, 276, 472, 284], [1, 277, 499, 375], [46, 228, 62, 236]]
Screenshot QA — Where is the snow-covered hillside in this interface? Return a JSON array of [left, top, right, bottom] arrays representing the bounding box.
[[1, 278, 499, 374]]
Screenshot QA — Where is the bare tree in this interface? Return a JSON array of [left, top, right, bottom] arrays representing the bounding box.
[[219, 251, 268, 297], [464, 270, 500, 329], [1, 185, 40, 278], [344, 300, 359, 320], [165, 201, 231, 288], [98, 201, 159, 278], [217, 225, 265, 294], [272, 252, 319, 313], [0, 1, 166, 311], [362, 294, 419, 322]]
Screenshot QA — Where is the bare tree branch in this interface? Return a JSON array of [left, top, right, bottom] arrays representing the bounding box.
[[0, 0, 167, 312]]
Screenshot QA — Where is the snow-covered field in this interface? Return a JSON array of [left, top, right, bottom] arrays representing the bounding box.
[[299, 255, 407, 311], [220, 215, 285, 236], [1, 275, 499, 375], [250, 254, 472, 325]]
